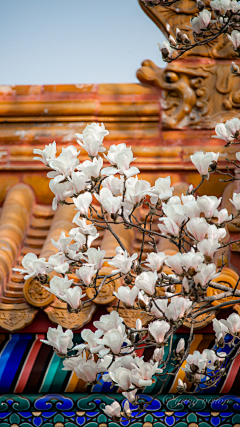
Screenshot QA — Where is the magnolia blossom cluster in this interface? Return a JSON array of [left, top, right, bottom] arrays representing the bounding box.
[[14, 121, 240, 419], [156, 0, 240, 62]]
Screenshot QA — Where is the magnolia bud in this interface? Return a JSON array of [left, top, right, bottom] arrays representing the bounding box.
[[136, 318, 142, 330], [177, 379, 187, 393], [182, 277, 189, 293], [176, 338, 185, 357], [138, 291, 149, 309], [176, 28, 183, 43], [197, 0, 205, 10], [231, 62, 240, 74], [182, 34, 191, 45], [153, 347, 164, 363], [161, 47, 170, 59], [123, 401, 132, 419]]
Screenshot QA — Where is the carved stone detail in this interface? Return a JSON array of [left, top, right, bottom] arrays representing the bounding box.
[[44, 301, 97, 330], [0, 303, 38, 331], [137, 59, 240, 129], [23, 277, 55, 307], [139, 0, 236, 59]]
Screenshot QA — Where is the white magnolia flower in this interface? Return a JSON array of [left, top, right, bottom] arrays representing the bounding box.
[[197, 238, 220, 258], [225, 118, 240, 138], [151, 299, 168, 318], [162, 203, 187, 227], [194, 263, 219, 288], [125, 177, 151, 205], [166, 251, 203, 275], [69, 227, 98, 250], [102, 175, 124, 196], [48, 146, 80, 178], [122, 389, 137, 403], [48, 253, 70, 274], [76, 122, 108, 156], [60, 286, 86, 310], [73, 192, 92, 215], [148, 320, 170, 343], [135, 271, 158, 295], [220, 313, 240, 335], [227, 30, 240, 49], [158, 217, 179, 236], [13, 253, 48, 280], [95, 188, 122, 214], [78, 157, 103, 179], [67, 171, 87, 195], [207, 224, 226, 241], [63, 352, 98, 383], [49, 175, 73, 211], [145, 252, 167, 272], [203, 349, 225, 370], [130, 359, 160, 388], [108, 248, 138, 274], [44, 275, 73, 297], [83, 247, 106, 270], [76, 265, 97, 286], [197, 195, 221, 218], [80, 328, 105, 354], [51, 231, 72, 253], [41, 325, 73, 354], [102, 143, 139, 178], [99, 328, 126, 355], [94, 311, 124, 333], [114, 286, 139, 308], [214, 208, 232, 224], [109, 367, 133, 390], [183, 200, 201, 218], [212, 318, 229, 343], [213, 123, 233, 143], [165, 297, 192, 321], [210, 0, 234, 13], [150, 176, 174, 204], [103, 401, 121, 418], [33, 141, 57, 165], [184, 350, 207, 378], [72, 214, 97, 235], [190, 10, 212, 34], [190, 151, 219, 179], [230, 193, 240, 211], [187, 217, 209, 241], [166, 253, 183, 275]]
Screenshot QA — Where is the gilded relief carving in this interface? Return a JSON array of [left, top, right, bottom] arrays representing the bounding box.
[[137, 59, 240, 129], [0, 303, 38, 331], [44, 301, 97, 330], [23, 277, 55, 307]]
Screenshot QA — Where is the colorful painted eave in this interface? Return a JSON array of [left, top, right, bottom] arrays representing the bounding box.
[[0, 393, 240, 427]]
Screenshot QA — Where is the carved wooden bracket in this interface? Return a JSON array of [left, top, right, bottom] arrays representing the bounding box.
[[137, 59, 240, 129]]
